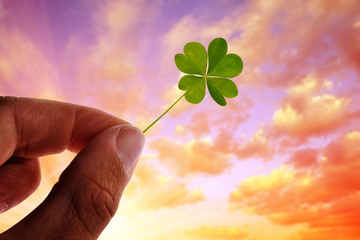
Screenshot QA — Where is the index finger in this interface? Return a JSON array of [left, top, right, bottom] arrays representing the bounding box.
[[0, 96, 130, 165]]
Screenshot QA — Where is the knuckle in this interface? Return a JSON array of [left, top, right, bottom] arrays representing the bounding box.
[[0, 96, 16, 112], [0, 96, 17, 104], [0, 96, 18, 111]]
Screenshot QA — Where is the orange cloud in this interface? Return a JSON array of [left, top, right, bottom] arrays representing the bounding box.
[[186, 225, 249, 240], [234, 128, 272, 161], [273, 94, 350, 137], [285, 148, 319, 169], [124, 157, 205, 210], [230, 166, 301, 205], [187, 111, 212, 138], [149, 136, 232, 176], [271, 75, 353, 139], [229, 131, 360, 239]]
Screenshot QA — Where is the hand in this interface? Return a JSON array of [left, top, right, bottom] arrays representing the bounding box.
[[0, 97, 145, 240]]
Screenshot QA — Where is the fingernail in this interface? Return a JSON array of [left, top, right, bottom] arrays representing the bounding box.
[[0, 202, 8, 214], [116, 125, 145, 174]]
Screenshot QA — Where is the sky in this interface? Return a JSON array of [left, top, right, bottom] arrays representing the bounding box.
[[0, 0, 360, 239]]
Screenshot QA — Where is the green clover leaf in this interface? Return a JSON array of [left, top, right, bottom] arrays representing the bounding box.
[[175, 38, 243, 106], [143, 38, 244, 133]]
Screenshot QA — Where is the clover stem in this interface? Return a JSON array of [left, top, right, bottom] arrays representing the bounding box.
[[143, 93, 186, 133]]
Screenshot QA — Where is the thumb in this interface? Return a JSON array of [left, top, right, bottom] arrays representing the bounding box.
[[1, 125, 145, 240]]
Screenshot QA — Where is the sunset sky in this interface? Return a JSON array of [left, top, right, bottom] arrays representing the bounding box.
[[1, 0, 360, 239]]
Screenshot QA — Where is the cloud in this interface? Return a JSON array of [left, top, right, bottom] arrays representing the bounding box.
[[234, 127, 272, 161], [58, 0, 163, 120], [63, 0, 141, 82], [93, 0, 145, 36], [0, 27, 58, 98], [285, 148, 319, 169], [187, 111, 213, 138], [273, 94, 350, 138], [160, 83, 196, 117], [186, 225, 249, 240], [238, 0, 360, 86], [270, 193, 360, 240], [229, 166, 301, 205], [163, 0, 360, 88], [229, 131, 360, 239], [271, 75, 354, 140], [172, 91, 252, 139], [149, 135, 232, 176], [124, 157, 205, 210], [162, 15, 206, 62]]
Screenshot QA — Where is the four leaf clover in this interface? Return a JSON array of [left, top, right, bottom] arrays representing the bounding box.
[[175, 38, 243, 106], [143, 37, 243, 133]]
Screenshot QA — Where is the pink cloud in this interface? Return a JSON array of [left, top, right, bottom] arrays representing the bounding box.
[[285, 148, 319, 169], [0, 27, 58, 97], [149, 136, 232, 176]]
